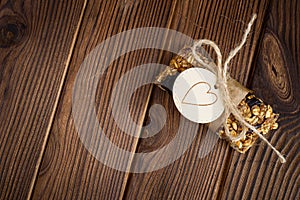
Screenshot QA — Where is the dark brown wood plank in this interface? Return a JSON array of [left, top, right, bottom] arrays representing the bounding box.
[[31, 0, 177, 199], [124, 0, 271, 199], [0, 0, 86, 199], [219, 0, 300, 199]]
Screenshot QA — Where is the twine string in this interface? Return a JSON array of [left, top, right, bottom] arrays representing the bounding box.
[[191, 14, 286, 163]]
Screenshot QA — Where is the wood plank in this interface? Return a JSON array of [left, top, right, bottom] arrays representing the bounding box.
[[123, 0, 271, 199], [219, 0, 300, 199], [0, 0, 86, 199], [31, 0, 177, 199]]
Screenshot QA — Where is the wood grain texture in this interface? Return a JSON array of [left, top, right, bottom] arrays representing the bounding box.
[[123, 0, 271, 199], [2, 0, 298, 199], [32, 0, 177, 199], [219, 0, 300, 199], [0, 0, 86, 199]]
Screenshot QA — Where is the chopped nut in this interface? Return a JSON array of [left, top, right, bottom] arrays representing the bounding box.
[[227, 118, 232, 124], [251, 105, 260, 116], [235, 141, 243, 149], [272, 123, 279, 129], [266, 105, 273, 118], [232, 122, 238, 130], [242, 138, 253, 146], [230, 130, 237, 137]]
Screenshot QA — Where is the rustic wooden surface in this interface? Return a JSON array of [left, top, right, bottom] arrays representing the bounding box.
[[0, 0, 86, 199], [0, 0, 299, 199], [31, 0, 176, 199], [219, 0, 300, 199], [124, 0, 272, 199]]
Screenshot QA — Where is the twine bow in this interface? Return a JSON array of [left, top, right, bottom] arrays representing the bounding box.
[[190, 14, 286, 163]]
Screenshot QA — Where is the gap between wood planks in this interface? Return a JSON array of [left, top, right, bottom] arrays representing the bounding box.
[[118, 1, 179, 199], [26, 0, 178, 199], [27, 1, 88, 199]]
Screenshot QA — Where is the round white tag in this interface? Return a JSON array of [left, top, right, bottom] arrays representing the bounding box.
[[172, 68, 224, 123]]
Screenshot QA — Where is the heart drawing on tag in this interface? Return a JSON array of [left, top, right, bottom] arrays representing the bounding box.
[[181, 82, 218, 106]]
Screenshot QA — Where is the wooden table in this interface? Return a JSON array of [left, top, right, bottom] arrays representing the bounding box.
[[0, 0, 299, 199]]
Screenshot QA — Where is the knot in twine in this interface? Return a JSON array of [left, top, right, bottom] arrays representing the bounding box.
[[190, 14, 286, 163]]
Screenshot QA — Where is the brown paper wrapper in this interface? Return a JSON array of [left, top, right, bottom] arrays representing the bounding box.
[[227, 78, 251, 106], [155, 55, 279, 153]]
